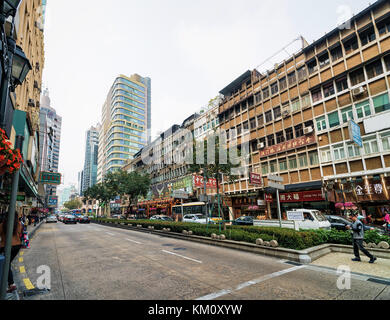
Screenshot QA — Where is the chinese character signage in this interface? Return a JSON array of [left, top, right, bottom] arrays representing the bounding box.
[[279, 190, 325, 203], [265, 194, 273, 203], [40, 172, 62, 185], [260, 134, 317, 158], [249, 173, 262, 186], [193, 175, 217, 188], [48, 196, 58, 207]]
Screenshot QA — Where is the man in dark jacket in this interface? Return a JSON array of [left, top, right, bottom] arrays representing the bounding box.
[[347, 213, 377, 263]]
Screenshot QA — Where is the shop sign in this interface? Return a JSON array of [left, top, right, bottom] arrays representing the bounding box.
[[48, 196, 58, 207], [249, 173, 262, 186], [279, 190, 325, 203], [152, 182, 172, 199], [287, 211, 304, 221], [348, 120, 362, 147], [172, 176, 193, 191], [265, 194, 273, 203], [40, 172, 62, 185], [260, 134, 316, 158], [193, 175, 217, 188]]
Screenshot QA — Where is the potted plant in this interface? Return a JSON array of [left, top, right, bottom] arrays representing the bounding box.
[[0, 128, 23, 175]]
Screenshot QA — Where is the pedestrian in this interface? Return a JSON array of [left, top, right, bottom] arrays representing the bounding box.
[[346, 213, 377, 264], [364, 214, 373, 225], [0, 212, 24, 293], [384, 210, 390, 234]]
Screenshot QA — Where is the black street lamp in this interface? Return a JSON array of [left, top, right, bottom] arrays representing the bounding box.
[[2, 0, 22, 18], [11, 44, 31, 86]]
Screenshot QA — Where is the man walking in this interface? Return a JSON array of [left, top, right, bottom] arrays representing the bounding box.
[[347, 213, 377, 263]]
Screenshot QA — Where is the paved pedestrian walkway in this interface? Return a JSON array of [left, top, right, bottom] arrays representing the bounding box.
[[5, 220, 44, 300], [311, 252, 390, 279]]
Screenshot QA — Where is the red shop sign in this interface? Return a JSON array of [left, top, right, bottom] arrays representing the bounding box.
[[265, 194, 273, 203], [260, 134, 317, 158], [279, 190, 325, 203], [193, 175, 217, 188], [249, 173, 262, 186]]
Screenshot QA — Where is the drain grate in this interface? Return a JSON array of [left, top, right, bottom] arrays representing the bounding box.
[[173, 248, 186, 251], [284, 261, 303, 266], [23, 288, 50, 298], [162, 244, 175, 247]]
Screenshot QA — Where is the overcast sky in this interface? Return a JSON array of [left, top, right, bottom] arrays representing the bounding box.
[[41, 0, 372, 187]]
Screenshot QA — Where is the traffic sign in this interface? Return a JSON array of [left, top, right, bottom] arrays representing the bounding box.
[[172, 190, 189, 199], [268, 181, 285, 190], [268, 175, 284, 183]]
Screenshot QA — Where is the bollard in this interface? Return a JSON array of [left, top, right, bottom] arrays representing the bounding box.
[[0, 255, 4, 289]]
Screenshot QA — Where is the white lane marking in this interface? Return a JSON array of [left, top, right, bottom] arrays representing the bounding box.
[[196, 265, 305, 300], [106, 232, 115, 236], [125, 238, 142, 245], [162, 250, 202, 264]]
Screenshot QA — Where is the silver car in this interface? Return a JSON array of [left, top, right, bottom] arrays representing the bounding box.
[[46, 215, 57, 223]]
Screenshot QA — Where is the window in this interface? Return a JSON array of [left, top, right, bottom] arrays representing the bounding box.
[[377, 16, 390, 36], [279, 77, 287, 91], [273, 106, 281, 119], [341, 106, 354, 123], [350, 68, 365, 86], [359, 27, 376, 46], [355, 100, 371, 119], [261, 163, 269, 175], [291, 99, 301, 112], [241, 101, 247, 111], [328, 111, 340, 128], [312, 89, 322, 103], [344, 36, 358, 54], [381, 132, 390, 151], [319, 52, 330, 68], [288, 72, 296, 85], [386, 55, 390, 71], [257, 114, 264, 126], [251, 140, 258, 152], [269, 161, 277, 173], [336, 77, 348, 92], [289, 156, 297, 169], [265, 110, 273, 123], [250, 117, 257, 130], [262, 88, 270, 100], [309, 151, 319, 166], [243, 121, 249, 132], [308, 60, 318, 74], [363, 137, 379, 154], [331, 45, 343, 62], [316, 116, 327, 131], [279, 159, 288, 171], [333, 144, 346, 161], [297, 66, 307, 81], [267, 134, 275, 147], [237, 124, 242, 136], [323, 83, 335, 98], [255, 92, 262, 104], [235, 104, 241, 114], [301, 95, 311, 109], [276, 131, 285, 144], [366, 59, 383, 79], [285, 128, 294, 140], [295, 124, 304, 138], [271, 82, 279, 95], [347, 143, 361, 157], [320, 148, 332, 162], [298, 153, 308, 167], [373, 93, 390, 113]]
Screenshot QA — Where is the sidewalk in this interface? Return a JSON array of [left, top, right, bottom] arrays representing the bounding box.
[[311, 252, 390, 279], [4, 220, 44, 300]]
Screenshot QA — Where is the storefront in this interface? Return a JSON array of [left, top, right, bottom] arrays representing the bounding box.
[[138, 198, 175, 217], [327, 175, 390, 224], [279, 190, 327, 213], [228, 192, 266, 219]]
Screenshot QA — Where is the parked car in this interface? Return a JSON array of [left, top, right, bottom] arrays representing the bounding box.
[[111, 214, 123, 220], [233, 216, 254, 226], [325, 215, 385, 234], [46, 215, 57, 223], [150, 215, 174, 221], [78, 216, 90, 224], [182, 214, 216, 224], [63, 215, 77, 224]]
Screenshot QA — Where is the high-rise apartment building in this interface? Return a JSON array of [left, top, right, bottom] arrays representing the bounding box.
[[81, 124, 100, 194], [40, 89, 62, 200], [97, 74, 151, 182]]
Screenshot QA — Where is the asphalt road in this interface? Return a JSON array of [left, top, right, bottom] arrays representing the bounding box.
[[14, 221, 390, 300]]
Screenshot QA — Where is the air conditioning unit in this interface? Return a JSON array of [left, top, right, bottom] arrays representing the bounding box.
[[352, 86, 366, 96], [304, 126, 314, 135], [28, 99, 35, 107], [282, 110, 290, 118], [257, 142, 265, 149]]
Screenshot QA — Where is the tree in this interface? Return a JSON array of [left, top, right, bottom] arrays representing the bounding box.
[[84, 182, 116, 216], [122, 171, 151, 218], [63, 199, 82, 211]]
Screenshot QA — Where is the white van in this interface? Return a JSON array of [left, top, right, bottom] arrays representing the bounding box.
[[254, 209, 331, 230]]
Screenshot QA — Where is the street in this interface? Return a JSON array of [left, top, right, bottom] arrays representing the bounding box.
[[12, 222, 390, 300]]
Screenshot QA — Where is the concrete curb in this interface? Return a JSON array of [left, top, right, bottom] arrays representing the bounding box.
[[93, 221, 390, 264], [28, 220, 44, 239]]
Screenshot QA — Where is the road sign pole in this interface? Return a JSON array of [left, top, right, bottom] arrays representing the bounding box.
[[276, 188, 282, 228]]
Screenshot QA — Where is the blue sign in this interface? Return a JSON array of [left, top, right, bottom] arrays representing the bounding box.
[[349, 120, 362, 148], [48, 196, 58, 206]]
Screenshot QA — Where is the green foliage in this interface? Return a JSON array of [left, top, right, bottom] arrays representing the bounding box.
[[63, 199, 82, 210]]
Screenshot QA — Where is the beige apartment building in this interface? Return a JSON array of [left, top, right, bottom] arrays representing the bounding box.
[[218, 0, 390, 220]]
